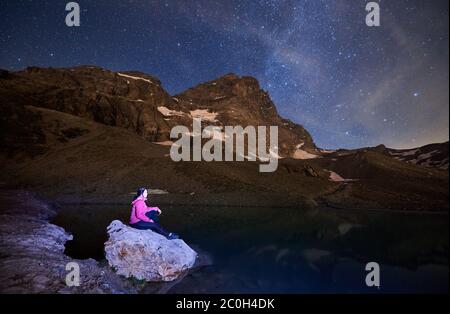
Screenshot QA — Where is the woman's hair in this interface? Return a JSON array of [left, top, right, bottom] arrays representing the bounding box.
[[133, 187, 147, 201]]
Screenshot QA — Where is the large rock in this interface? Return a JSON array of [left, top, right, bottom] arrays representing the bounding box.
[[104, 220, 197, 282]]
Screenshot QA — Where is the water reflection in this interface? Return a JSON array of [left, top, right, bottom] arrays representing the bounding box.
[[52, 204, 449, 293]]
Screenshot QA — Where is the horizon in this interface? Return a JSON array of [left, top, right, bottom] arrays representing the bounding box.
[[1, 0, 448, 149]]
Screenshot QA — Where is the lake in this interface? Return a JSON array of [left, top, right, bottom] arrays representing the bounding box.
[[52, 204, 449, 293]]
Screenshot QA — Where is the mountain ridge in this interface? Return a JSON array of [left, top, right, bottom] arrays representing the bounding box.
[[1, 65, 447, 166], [0, 66, 318, 157]]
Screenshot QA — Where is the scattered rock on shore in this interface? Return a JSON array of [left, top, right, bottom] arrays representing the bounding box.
[[0, 190, 138, 293]]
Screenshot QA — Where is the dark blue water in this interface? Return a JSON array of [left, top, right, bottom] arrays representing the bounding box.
[[53, 204, 449, 293]]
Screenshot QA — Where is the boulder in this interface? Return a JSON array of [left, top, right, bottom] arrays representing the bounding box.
[[104, 220, 197, 282]]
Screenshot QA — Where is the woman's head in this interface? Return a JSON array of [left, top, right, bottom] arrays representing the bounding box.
[[136, 187, 148, 199]]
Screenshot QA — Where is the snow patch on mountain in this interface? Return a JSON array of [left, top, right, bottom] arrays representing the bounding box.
[[153, 141, 174, 146], [269, 148, 282, 159], [157, 106, 186, 117], [118, 73, 157, 85], [292, 143, 319, 159], [416, 150, 439, 161], [328, 171, 356, 182], [319, 148, 337, 154], [389, 149, 419, 157], [190, 109, 218, 122]]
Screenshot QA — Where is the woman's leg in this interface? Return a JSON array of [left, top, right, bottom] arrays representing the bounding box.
[[144, 211, 173, 238], [131, 220, 176, 239], [130, 221, 154, 230], [148, 222, 171, 238]]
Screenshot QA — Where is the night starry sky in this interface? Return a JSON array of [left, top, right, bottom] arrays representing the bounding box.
[[1, 0, 448, 149]]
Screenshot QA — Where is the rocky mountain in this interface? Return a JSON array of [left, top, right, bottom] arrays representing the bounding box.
[[0, 66, 174, 142], [327, 142, 449, 170], [384, 142, 449, 170], [170, 73, 317, 156], [0, 66, 448, 210], [3, 65, 446, 168], [0, 66, 318, 158]]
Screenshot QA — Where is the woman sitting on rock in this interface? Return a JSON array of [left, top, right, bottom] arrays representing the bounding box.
[[129, 187, 179, 240]]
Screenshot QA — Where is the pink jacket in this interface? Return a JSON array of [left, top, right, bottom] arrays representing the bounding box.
[[129, 196, 160, 224]]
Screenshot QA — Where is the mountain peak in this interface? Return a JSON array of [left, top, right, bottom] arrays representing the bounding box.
[[1, 65, 319, 157], [219, 73, 239, 80]]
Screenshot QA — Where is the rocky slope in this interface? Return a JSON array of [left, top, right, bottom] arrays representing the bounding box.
[[0, 105, 334, 206], [328, 142, 449, 170], [0, 103, 447, 210], [0, 66, 318, 158], [0, 66, 174, 142], [384, 142, 449, 170]]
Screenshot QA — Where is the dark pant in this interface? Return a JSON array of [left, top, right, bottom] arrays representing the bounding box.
[[130, 220, 171, 238]]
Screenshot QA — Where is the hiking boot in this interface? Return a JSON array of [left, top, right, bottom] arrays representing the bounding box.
[[168, 232, 179, 240]]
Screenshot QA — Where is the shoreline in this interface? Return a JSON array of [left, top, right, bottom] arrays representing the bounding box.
[[1, 189, 448, 294], [0, 189, 200, 294]]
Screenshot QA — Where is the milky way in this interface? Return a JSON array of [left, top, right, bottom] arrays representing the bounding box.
[[1, 0, 448, 149]]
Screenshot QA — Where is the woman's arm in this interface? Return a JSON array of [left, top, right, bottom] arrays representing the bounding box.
[[145, 210, 160, 224], [148, 206, 162, 214], [135, 202, 152, 222]]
